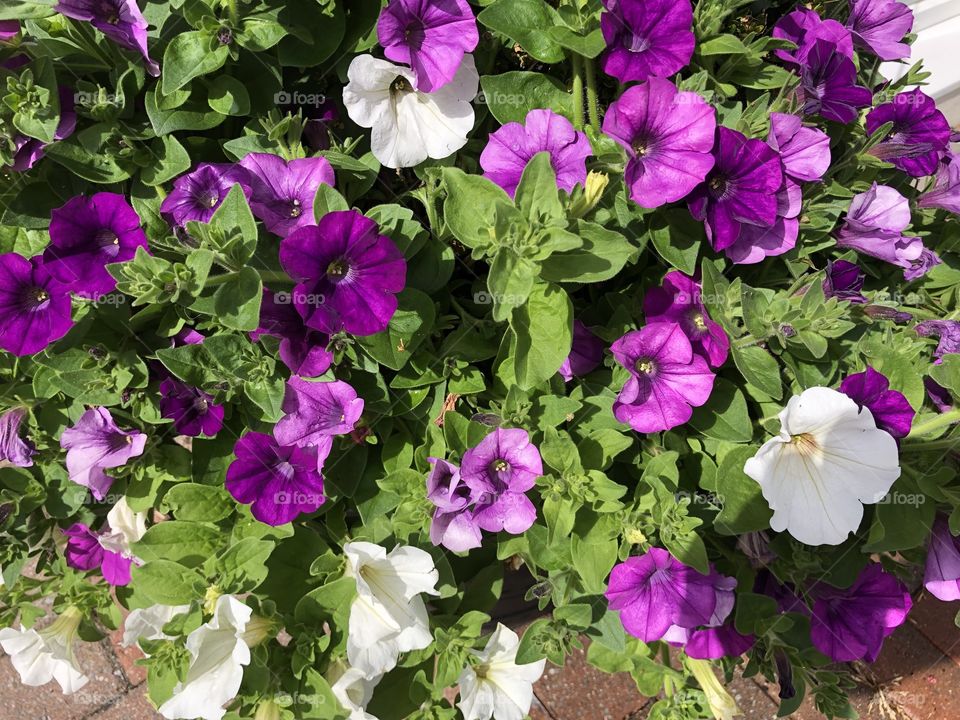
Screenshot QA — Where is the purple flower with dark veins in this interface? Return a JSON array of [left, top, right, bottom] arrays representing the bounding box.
[[866, 89, 950, 178], [250, 288, 333, 378], [723, 178, 801, 265], [160, 163, 252, 226], [159, 378, 225, 437], [772, 7, 853, 67], [558, 320, 605, 382], [823, 259, 868, 304], [919, 153, 960, 214], [239, 153, 335, 237], [839, 365, 915, 439], [767, 112, 831, 183], [644, 272, 729, 367], [273, 377, 364, 449], [0, 254, 73, 357], [60, 407, 146, 500], [10, 87, 77, 172], [600, 0, 695, 84], [925, 516, 960, 601], [915, 320, 960, 363], [0, 408, 35, 467], [798, 39, 873, 124], [56, 0, 159, 76], [847, 0, 914, 61], [426, 457, 482, 552]]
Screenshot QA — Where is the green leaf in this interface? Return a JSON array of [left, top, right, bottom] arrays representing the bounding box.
[[509, 282, 572, 390], [442, 168, 517, 253], [477, 0, 565, 63], [731, 345, 783, 399], [488, 248, 537, 323], [207, 267, 263, 331], [698, 34, 749, 56], [547, 26, 605, 58], [479, 72, 574, 124], [357, 289, 436, 370], [689, 378, 753, 443], [236, 15, 288, 52], [706, 445, 772, 535], [648, 209, 702, 275], [130, 561, 204, 605], [514, 152, 563, 224], [162, 31, 230, 95], [206, 75, 251, 116], [134, 521, 224, 567], [140, 135, 191, 187], [541, 221, 634, 283], [145, 90, 226, 135], [164, 483, 235, 522]]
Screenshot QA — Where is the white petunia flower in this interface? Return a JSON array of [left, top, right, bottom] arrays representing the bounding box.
[[343, 541, 439, 679], [743, 386, 901, 546], [122, 603, 190, 648], [457, 623, 546, 720], [158, 595, 252, 720], [328, 663, 381, 720], [0, 606, 89, 694], [342, 54, 478, 169]]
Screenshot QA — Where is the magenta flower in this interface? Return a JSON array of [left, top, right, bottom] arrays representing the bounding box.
[[687, 127, 783, 251], [823, 259, 868, 304], [377, 0, 478, 93], [919, 153, 960, 213], [925, 378, 953, 413], [426, 457, 483, 552], [810, 564, 911, 662], [0, 254, 73, 357], [682, 624, 755, 660], [839, 366, 915, 439], [772, 7, 853, 68], [60, 407, 146, 500], [558, 320, 605, 382], [480, 109, 592, 198], [644, 272, 728, 368], [600, 0, 695, 84], [273, 377, 364, 449], [767, 112, 831, 183], [924, 516, 960, 601], [44, 193, 149, 298], [160, 163, 252, 226], [63, 523, 135, 585], [0, 408, 35, 467], [722, 175, 801, 265], [279, 210, 406, 337], [602, 78, 716, 209], [56, 0, 159, 76], [9, 87, 77, 172], [250, 288, 333, 378], [159, 378, 225, 437], [225, 432, 326, 526], [866, 89, 950, 177], [798, 39, 873, 124], [460, 428, 541, 535], [610, 322, 716, 433], [0, 21, 19, 42], [172, 327, 204, 346], [239, 153, 335, 237], [915, 320, 960, 362], [847, 0, 913, 61]]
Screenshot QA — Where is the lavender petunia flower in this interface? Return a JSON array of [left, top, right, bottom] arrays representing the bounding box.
[[273, 377, 364, 449], [687, 127, 783, 251], [239, 153, 335, 237], [866, 89, 950, 177], [610, 322, 716, 433], [823, 259, 868, 303], [810, 564, 911, 662], [159, 378, 224, 437], [798, 39, 873, 124], [558, 320, 605, 382], [60, 407, 146, 500], [602, 78, 716, 209], [924, 516, 960, 601], [847, 0, 914, 61], [925, 377, 954, 413], [915, 320, 960, 362], [377, 0, 479, 93], [250, 288, 333, 378], [427, 457, 473, 512], [682, 624, 756, 660], [644, 272, 729, 368], [160, 163, 252, 227], [919, 153, 960, 213], [767, 113, 831, 183], [225, 432, 325, 526], [44, 193, 149, 298], [480, 109, 592, 198], [772, 7, 853, 68], [279, 210, 406, 337], [600, 0, 695, 84], [430, 507, 483, 552], [172, 327, 204, 346], [56, 0, 159, 76], [839, 366, 915, 439], [0, 254, 73, 356], [10, 87, 77, 172], [426, 457, 483, 552], [0, 408, 35, 467]]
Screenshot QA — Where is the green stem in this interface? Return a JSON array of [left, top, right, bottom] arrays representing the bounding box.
[[571, 54, 585, 131], [901, 437, 960, 454], [206, 270, 292, 288], [584, 56, 600, 132], [904, 408, 960, 441], [226, 0, 239, 25]]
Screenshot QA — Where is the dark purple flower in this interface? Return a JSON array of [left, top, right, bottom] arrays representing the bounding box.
[[798, 39, 873, 124], [159, 378, 224, 437], [0, 254, 73, 356], [0, 21, 19, 42], [823, 259, 868, 303], [687, 127, 783, 251], [44, 192, 149, 298], [919, 152, 960, 213], [722, 179, 801, 265], [863, 305, 914, 324], [273, 377, 364, 449], [866, 89, 950, 177], [56, 0, 159, 76], [63, 523, 105, 572], [60, 407, 146, 500], [810, 564, 911, 662], [847, 0, 913, 61], [644, 272, 728, 367], [480, 109, 592, 198], [915, 320, 960, 362], [159, 163, 252, 226], [10, 86, 77, 172], [239, 153, 335, 237], [303, 99, 339, 152], [602, 78, 716, 209], [250, 288, 333, 378], [600, 0, 695, 84], [377, 0, 478, 93], [839, 366, 915, 439], [610, 322, 716, 433], [279, 210, 406, 337], [772, 7, 853, 67], [225, 432, 325, 526], [0, 408, 35, 467], [558, 320, 604, 382], [925, 516, 960, 601], [681, 624, 756, 660], [767, 112, 831, 183], [925, 377, 953, 413]]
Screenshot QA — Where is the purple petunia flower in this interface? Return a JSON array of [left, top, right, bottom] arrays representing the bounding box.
[[159, 378, 225, 437], [919, 152, 960, 214], [172, 327, 204, 346], [426, 457, 483, 552], [225, 432, 326, 526], [610, 322, 716, 434], [558, 320, 605, 382], [479, 109, 592, 198], [63, 523, 135, 585], [722, 191, 800, 265], [823, 259, 868, 303], [250, 288, 333, 378], [60, 407, 146, 501], [239, 153, 335, 237], [0, 254, 73, 357], [866, 89, 950, 177], [847, 0, 914, 61], [839, 366, 915, 439], [644, 272, 729, 368], [159, 163, 252, 227], [279, 210, 406, 337], [303, 99, 339, 152], [687, 127, 783, 251], [924, 516, 960, 601], [460, 428, 541, 535], [10, 87, 77, 172], [767, 112, 831, 183], [602, 78, 716, 209], [772, 7, 853, 68], [681, 624, 756, 660], [925, 378, 954, 413], [44, 192, 149, 298], [0, 408, 35, 467], [273, 377, 364, 450], [798, 39, 873, 124], [56, 0, 159, 76], [0, 21, 19, 42], [810, 564, 911, 662], [600, 0, 695, 84], [915, 320, 960, 363], [377, 0, 479, 93]]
